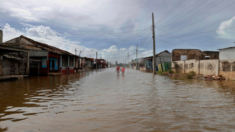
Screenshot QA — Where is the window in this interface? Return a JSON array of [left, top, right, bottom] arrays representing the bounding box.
[[55, 59, 58, 66], [42, 58, 47, 68], [180, 55, 187, 61]]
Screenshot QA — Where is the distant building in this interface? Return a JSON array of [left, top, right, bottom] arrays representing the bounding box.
[[172, 49, 219, 61], [218, 46, 235, 60]]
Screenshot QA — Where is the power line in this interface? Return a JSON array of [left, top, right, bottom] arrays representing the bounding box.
[[155, 0, 186, 26], [158, 1, 235, 37], [140, 37, 153, 52], [158, 26, 235, 38], [167, 0, 224, 32], [156, 26, 204, 49], [159, 0, 207, 29], [160, 0, 199, 27]]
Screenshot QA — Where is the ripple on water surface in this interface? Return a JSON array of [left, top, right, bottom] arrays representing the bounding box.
[[1, 69, 235, 131]]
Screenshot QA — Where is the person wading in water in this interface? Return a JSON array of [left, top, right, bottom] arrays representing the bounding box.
[[116, 66, 120, 74], [121, 66, 125, 74]]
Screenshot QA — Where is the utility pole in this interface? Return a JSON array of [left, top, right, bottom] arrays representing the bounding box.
[[128, 52, 129, 68], [136, 44, 138, 70], [75, 49, 77, 55], [152, 13, 156, 74], [128, 52, 129, 63], [96, 52, 97, 70]]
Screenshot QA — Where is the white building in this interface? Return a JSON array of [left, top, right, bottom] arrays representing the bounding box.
[[219, 46, 235, 60]]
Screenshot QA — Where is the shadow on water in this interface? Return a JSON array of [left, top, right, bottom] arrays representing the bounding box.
[[0, 127, 8, 132]]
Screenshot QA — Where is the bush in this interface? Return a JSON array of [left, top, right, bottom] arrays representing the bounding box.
[[186, 73, 193, 79], [168, 69, 174, 73], [156, 71, 166, 74], [189, 71, 196, 76]]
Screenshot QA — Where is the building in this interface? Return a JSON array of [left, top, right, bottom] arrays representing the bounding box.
[[172, 49, 219, 61], [218, 46, 235, 80], [3, 35, 76, 75], [139, 50, 172, 72], [95, 59, 106, 69], [0, 45, 30, 80], [218, 46, 235, 60]]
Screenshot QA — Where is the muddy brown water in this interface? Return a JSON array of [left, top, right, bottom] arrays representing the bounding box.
[[1, 68, 235, 132]]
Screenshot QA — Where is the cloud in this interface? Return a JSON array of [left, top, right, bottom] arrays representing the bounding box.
[[99, 45, 153, 63], [216, 16, 235, 39], [3, 23, 86, 55], [2, 23, 153, 63]]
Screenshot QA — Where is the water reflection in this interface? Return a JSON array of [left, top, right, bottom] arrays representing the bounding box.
[[0, 69, 235, 131]]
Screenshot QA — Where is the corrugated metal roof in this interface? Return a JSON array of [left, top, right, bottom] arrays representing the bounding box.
[[143, 50, 171, 59], [20, 35, 75, 56], [218, 46, 235, 50]]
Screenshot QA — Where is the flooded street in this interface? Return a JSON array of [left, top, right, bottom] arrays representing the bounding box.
[[1, 68, 235, 132]]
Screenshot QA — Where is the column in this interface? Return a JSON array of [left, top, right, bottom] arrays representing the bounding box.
[[74, 56, 75, 67], [60, 55, 62, 68], [26, 51, 29, 75], [68, 56, 70, 67]]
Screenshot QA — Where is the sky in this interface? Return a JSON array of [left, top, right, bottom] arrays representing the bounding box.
[[1, 0, 235, 63]]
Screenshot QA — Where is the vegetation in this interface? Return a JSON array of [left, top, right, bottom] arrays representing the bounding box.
[[186, 73, 193, 79], [186, 71, 195, 79], [189, 71, 196, 76], [156, 71, 166, 74], [168, 69, 174, 73]]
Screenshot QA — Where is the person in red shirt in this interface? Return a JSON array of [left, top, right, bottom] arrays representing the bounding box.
[[122, 66, 125, 74], [116, 66, 120, 74]]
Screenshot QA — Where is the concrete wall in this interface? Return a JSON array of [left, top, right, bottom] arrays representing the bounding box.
[[184, 59, 200, 74], [219, 48, 235, 60], [172, 59, 219, 76], [172, 61, 185, 73], [219, 59, 235, 80], [200, 60, 219, 76], [1, 59, 25, 76]]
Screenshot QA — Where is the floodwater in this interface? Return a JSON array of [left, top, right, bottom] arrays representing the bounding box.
[[1, 68, 235, 132]]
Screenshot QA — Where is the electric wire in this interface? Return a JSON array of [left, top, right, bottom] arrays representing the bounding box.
[[168, 0, 224, 33], [155, 0, 186, 26], [158, 26, 235, 38], [159, 0, 207, 29], [160, 0, 199, 27], [158, 1, 235, 37]]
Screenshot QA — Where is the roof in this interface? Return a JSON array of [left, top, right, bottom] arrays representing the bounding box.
[[203, 51, 219, 52], [0, 45, 29, 52], [12, 35, 75, 56], [172, 49, 201, 51], [218, 46, 235, 50], [144, 50, 171, 59], [83, 57, 94, 60]]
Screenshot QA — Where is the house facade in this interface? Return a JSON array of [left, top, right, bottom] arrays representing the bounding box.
[[0, 45, 30, 77], [3, 35, 76, 75], [139, 50, 172, 72]]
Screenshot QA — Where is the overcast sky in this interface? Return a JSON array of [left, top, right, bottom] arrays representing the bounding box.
[[1, 0, 235, 63]]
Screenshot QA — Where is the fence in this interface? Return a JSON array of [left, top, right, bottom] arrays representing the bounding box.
[[172, 59, 219, 76]]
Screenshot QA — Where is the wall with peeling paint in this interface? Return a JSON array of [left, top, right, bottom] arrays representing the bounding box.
[[172, 61, 184, 73], [220, 59, 235, 80], [172, 59, 219, 76], [200, 60, 219, 76]]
